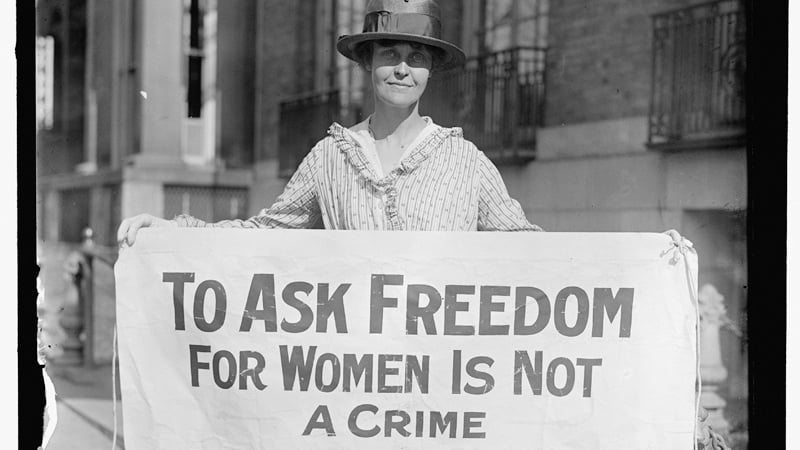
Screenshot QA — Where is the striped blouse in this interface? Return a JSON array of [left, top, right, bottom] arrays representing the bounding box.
[[175, 119, 542, 232]]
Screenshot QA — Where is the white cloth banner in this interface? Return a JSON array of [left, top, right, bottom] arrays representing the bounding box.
[[115, 229, 698, 449]]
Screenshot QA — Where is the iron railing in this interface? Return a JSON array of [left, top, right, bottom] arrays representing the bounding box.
[[278, 47, 546, 172], [61, 228, 119, 367], [424, 46, 546, 163], [278, 90, 362, 177], [55, 183, 121, 246], [648, 0, 746, 149]]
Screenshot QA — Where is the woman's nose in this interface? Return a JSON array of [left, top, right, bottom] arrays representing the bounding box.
[[394, 61, 409, 76]]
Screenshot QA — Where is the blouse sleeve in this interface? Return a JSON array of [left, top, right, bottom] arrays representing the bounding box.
[[175, 146, 322, 229], [476, 151, 544, 232]]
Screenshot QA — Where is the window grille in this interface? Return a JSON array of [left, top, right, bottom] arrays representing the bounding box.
[[163, 185, 249, 222], [648, 0, 745, 149], [424, 47, 546, 163]]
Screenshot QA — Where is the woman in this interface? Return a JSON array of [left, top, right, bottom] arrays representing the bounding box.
[[115, 2, 726, 448], [117, 0, 542, 245]]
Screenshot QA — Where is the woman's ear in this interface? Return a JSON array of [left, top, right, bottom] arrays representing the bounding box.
[[359, 56, 372, 72]]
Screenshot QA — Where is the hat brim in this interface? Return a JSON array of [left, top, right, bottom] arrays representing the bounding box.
[[337, 32, 466, 71]]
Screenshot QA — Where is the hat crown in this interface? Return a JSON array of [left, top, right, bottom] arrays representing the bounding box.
[[365, 0, 441, 18], [336, 0, 465, 70], [358, 0, 443, 41]]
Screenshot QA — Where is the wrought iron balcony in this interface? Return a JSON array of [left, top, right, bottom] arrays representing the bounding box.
[[648, 0, 746, 150], [424, 47, 546, 163], [278, 47, 546, 174]]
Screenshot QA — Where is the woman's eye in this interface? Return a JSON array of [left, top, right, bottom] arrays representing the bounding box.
[[410, 53, 430, 65]]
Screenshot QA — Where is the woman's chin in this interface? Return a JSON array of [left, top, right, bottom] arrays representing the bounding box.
[[376, 95, 421, 110]]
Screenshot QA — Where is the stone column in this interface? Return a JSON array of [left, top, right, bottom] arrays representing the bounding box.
[[216, 0, 256, 168], [76, 0, 97, 174], [109, 0, 137, 167], [698, 283, 731, 434], [131, 0, 185, 168], [61, 0, 88, 173], [79, 0, 117, 172]]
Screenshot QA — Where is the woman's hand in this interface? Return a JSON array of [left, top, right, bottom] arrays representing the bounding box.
[[663, 229, 693, 248], [117, 213, 177, 247]]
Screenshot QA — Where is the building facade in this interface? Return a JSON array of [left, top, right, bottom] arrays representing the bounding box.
[[36, 0, 747, 434]]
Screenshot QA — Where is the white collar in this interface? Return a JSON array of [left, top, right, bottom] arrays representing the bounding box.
[[346, 116, 438, 178]]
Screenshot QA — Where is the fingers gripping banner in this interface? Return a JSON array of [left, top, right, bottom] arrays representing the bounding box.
[[115, 230, 698, 449]]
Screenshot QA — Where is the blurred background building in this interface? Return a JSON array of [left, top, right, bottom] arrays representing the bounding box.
[[36, 0, 747, 446]]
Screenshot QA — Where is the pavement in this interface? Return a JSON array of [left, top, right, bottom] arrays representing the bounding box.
[[38, 241, 125, 450], [43, 363, 125, 450]]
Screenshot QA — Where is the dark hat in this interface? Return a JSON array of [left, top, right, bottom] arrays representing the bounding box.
[[336, 0, 466, 71]]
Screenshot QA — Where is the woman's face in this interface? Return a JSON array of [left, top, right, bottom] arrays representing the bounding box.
[[368, 41, 433, 109]]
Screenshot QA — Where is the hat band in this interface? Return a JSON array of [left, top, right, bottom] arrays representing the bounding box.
[[362, 12, 441, 39]]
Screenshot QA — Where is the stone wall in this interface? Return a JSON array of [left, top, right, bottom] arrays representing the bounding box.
[[255, 1, 318, 161], [545, 0, 711, 126], [217, 0, 257, 167], [499, 147, 746, 232]]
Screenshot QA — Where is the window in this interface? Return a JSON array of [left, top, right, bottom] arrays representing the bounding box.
[[426, 0, 547, 162], [648, 0, 745, 148], [463, 0, 548, 56], [183, 0, 216, 118]]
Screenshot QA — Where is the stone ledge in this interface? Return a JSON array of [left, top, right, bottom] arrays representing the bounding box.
[[536, 116, 649, 160]]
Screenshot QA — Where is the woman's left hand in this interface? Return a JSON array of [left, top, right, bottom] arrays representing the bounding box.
[[663, 229, 693, 248]]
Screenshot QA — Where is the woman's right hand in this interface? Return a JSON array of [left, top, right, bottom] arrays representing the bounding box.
[[117, 213, 177, 247]]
